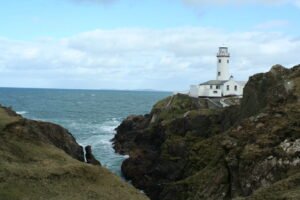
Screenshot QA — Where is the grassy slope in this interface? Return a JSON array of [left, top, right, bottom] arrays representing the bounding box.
[[0, 108, 20, 130], [242, 172, 300, 200], [0, 107, 148, 200]]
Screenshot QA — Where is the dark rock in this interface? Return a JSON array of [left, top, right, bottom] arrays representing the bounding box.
[[240, 64, 299, 118], [113, 65, 300, 200], [112, 115, 151, 154], [85, 145, 101, 166]]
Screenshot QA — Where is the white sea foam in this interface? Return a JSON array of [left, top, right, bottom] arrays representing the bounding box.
[[16, 111, 28, 115], [99, 118, 121, 134], [81, 134, 112, 147], [123, 155, 129, 159], [67, 118, 120, 135], [99, 125, 116, 134], [70, 118, 124, 172]]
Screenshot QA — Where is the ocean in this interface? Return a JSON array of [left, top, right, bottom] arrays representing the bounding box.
[[0, 88, 170, 176]]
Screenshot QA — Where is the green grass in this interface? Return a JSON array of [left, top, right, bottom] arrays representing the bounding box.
[[0, 107, 20, 130], [151, 94, 211, 122], [243, 172, 300, 200], [0, 134, 149, 200], [0, 106, 149, 200]]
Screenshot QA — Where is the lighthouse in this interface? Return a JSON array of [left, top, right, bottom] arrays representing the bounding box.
[[216, 47, 230, 81], [189, 46, 246, 98]]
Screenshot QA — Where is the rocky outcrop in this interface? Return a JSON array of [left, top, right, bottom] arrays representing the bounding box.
[[85, 145, 102, 166], [113, 65, 300, 200], [240, 64, 299, 118], [3, 117, 85, 162], [0, 105, 149, 200]]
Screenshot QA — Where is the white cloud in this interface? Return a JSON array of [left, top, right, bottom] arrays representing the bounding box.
[[0, 28, 299, 90], [254, 20, 290, 30]]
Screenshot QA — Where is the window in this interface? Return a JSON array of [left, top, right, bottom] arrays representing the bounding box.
[[210, 85, 213, 89], [216, 85, 220, 89], [219, 59, 221, 63], [218, 72, 221, 76], [235, 85, 238, 91], [213, 91, 218, 94], [227, 85, 230, 91], [227, 60, 229, 64]]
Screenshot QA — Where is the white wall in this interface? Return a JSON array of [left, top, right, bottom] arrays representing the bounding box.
[[199, 85, 222, 97], [222, 80, 243, 96], [208, 89, 222, 97], [189, 82, 244, 98], [216, 57, 230, 81], [198, 85, 208, 97], [189, 85, 199, 97]]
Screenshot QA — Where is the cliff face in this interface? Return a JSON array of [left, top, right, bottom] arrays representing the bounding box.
[[0, 106, 149, 200], [113, 65, 300, 200], [241, 64, 299, 118], [3, 116, 84, 162]]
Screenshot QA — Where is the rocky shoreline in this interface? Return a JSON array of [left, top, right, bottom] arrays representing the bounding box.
[[113, 65, 300, 200], [0, 64, 298, 200]]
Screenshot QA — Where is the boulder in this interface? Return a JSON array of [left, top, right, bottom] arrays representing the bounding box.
[[85, 145, 101, 166]]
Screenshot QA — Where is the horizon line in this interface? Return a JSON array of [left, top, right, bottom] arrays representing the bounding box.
[[0, 86, 172, 93]]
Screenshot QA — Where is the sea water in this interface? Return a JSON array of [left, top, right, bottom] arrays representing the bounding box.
[[0, 88, 170, 176]]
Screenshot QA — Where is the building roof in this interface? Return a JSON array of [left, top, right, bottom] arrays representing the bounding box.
[[199, 80, 247, 86], [199, 80, 227, 86]]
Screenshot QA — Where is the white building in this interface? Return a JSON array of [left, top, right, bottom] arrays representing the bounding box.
[[189, 47, 246, 98]]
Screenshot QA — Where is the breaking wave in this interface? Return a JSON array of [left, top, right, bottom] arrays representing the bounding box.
[[77, 118, 121, 150], [16, 111, 28, 115], [99, 118, 120, 133], [76, 118, 127, 175]]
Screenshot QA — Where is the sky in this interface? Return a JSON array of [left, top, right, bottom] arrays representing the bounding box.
[[0, 0, 300, 91]]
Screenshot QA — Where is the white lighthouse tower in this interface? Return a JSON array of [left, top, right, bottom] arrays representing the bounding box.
[[216, 47, 230, 81]]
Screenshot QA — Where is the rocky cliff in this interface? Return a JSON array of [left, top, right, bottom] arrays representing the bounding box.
[[113, 64, 300, 200], [0, 105, 149, 200]]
